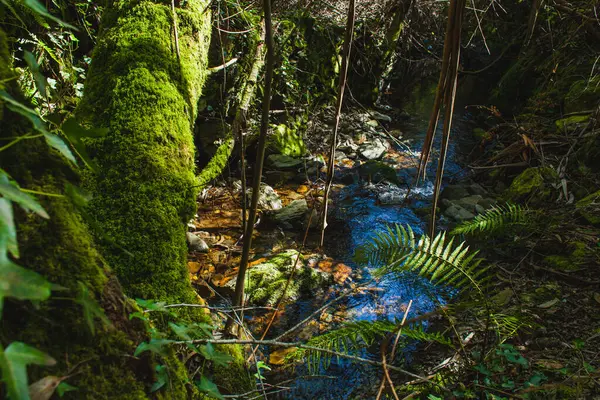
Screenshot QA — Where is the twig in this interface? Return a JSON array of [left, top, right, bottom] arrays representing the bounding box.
[[319, 0, 356, 247], [208, 57, 239, 73], [176, 338, 449, 391], [171, 0, 180, 61]]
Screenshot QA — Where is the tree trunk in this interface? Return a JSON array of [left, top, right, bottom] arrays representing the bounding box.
[[0, 28, 175, 400], [76, 0, 212, 304]]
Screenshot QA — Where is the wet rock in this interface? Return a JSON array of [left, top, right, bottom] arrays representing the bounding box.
[[454, 195, 483, 213], [357, 160, 402, 186], [267, 154, 303, 169], [370, 111, 392, 123], [358, 138, 389, 160], [186, 232, 209, 253], [441, 184, 470, 201], [444, 204, 475, 222], [366, 119, 379, 128], [478, 198, 497, 210], [267, 199, 310, 229], [378, 192, 404, 205], [246, 183, 282, 210], [225, 250, 332, 306]]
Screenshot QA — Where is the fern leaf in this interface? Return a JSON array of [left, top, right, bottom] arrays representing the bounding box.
[[451, 203, 527, 236], [355, 225, 487, 297]]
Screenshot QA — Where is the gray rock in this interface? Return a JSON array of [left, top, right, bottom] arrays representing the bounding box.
[[378, 192, 404, 205], [366, 119, 380, 127], [269, 199, 309, 228], [475, 204, 485, 214], [267, 154, 303, 169], [358, 138, 388, 160], [467, 183, 488, 196], [444, 205, 475, 222], [186, 232, 209, 253], [441, 185, 470, 201], [370, 111, 392, 123], [478, 198, 497, 210], [247, 183, 282, 210], [454, 195, 483, 213]]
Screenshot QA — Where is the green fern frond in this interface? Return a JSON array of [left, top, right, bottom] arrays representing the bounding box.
[[451, 203, 527, 236], [490, 313, 534, 342], [289, 320, 452, 371], [355, 225, 488, 297]]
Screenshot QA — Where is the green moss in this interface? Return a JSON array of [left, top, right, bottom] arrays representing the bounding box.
[[555, 115, 590, 132], [77, 0, 211, 303], [543, 255, 574, 271], [564, 77, 600, 113], [197, 135, 234, 189], [211, 344, 255, 395], [505, 167, 558, 203], [230, 250, 332, 306], [268, 123, 306, 157], [576, 189, 600, 225]]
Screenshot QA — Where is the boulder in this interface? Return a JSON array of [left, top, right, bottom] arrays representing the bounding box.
[[444, 204, 475, 222], [268, 199, 310, 229], [441, 184, 470, 201], [370, 111, 392, 123], [267, 154, 303, 169], [454, 195, 483, 213], [246, 183, 282, 210], [186, 232, 209, 253], [358, 138, 389, 160], [225, 250, 332, 305]]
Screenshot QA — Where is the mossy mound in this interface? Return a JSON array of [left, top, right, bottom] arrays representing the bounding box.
[[228, 250, 332, 306], [505, 167, 558, 204]]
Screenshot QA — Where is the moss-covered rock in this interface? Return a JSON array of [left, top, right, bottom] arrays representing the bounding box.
[[227, 250, 332, 306], [505, 167, 558, 203], [77, 0, 211, 303], [555, 114, 590, 132], [576, 189, 600, 225], [267, 123, 306, 157], [564, 77, 600, 113]]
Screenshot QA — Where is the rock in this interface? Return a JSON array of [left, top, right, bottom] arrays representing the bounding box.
[[186, 232, 209, 253], [370, 111, 392, 123], [358, 138, 388, 160], [576, 189, 600, 225], [378, 192, 404, 205], [366, 119, 379, 127], [475, 204, 485, 214], [441, 185, 470, 201], [357, 160, 402, 186], [444, 204, 475, 222], [268, 199, 310, 229], [505, 167, 558, 202], [478, 198, 497, 210], [339, 138, 359, 153], [454, 195, 483, 213], [225, 250, 332, 305], [267, 154, 303, 169], [466, 183, 488, 196], [246, 183, 282, 210]]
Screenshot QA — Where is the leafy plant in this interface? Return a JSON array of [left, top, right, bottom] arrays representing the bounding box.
[[451, 203, 528, 236], [0, 342, 56, 400], [355, 224, 488, 297]]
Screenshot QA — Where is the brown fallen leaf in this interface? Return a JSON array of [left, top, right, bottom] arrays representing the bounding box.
[[538, 298, 559, 308], [269, 347, 298, 365], [29, 376, 66, 400], [594, 292, 600, 304], [535, 359, 564, 370], [187, 261, 202, 274]]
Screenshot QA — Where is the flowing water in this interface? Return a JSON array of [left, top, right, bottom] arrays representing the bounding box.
[[265, 111, 472, 399]]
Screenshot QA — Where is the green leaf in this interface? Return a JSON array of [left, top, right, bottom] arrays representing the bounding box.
[[135, 298, 168, 312], [23, 51, 47, 98], [0, 173, 49, 219], [0, 90, 48, 134], [22, 0, 77, 29], [0, 256, 53, 317], [0, 197, 19, 258], [199, 343, 233, 367], [44, 133, 77, 165], [75, 281, 110, 335], [150, 364, 169, 392], [196, 376, 224, 400], [60, 118, 107, 172], [0, 342, 56, 400], [134, 339, 175, 357], [56, 381, 78, 397]]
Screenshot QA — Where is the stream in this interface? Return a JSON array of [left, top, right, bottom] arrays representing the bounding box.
[[259, 111, 472, 399]]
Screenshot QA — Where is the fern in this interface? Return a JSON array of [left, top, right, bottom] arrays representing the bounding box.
[[355, 225, 488, 297], [291, 320, 452, 371], [451, 203, 527, 236]]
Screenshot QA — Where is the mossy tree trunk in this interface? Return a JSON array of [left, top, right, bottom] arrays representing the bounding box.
[[0, 29, 178, 399], [77, 0, 212, 303]]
